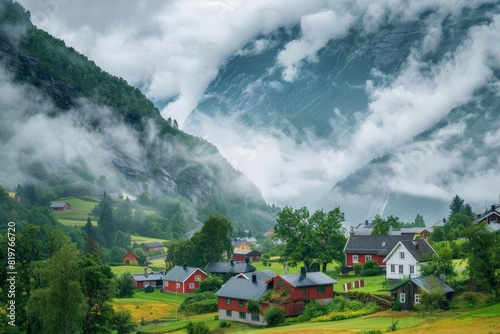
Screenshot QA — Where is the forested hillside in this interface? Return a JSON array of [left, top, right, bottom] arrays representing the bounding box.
[[0, 0, 277, 234]]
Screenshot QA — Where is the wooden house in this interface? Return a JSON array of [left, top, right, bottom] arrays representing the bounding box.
[[131, 270, 164, 289], [162, 265, 208, 294], [232, 249, 261, 262], [121, 251, 138, 264], [205, 259, 256, 279], [140, 241, 164, 253], [49, 202, 71, 211], [343, 235, 414, 272], [389, 275, 454, 310], [232, 238, 251, 251], [383, 239, 436, 284]]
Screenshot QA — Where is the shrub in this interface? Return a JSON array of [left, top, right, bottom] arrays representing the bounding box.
[[264, 305, 285, 326], [361, 260, 381, 276], [179, 292, 217, 315], [459, 292, 477, 304], [353, 263, 363, 275], [186, 321, 210, 334], [196, 276, 223, 293], [219, 320, 231, 328], [297, 300, 329, 321], [247, 299, 261, 314]]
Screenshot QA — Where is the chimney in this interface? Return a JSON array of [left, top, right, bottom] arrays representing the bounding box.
[[162, 268, 166, 275], [442, 218, 446, 223], [183, 264, 187, 270], [252, 273, 257, 283], [300, 267, 306, 278], [365, 220, 368, 226], [230, 259, 234, 266], [350, 226, 354, 235], [245, 257, 249, 264], [491, 205, 496, 212]]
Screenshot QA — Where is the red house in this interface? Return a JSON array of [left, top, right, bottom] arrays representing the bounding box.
[[267, 269, 337, 316], [343, 235, 414, 272], [232, 249, 261, 262], [162, 265, 208, 294], [121, 252, 138, 264], [131, 271, 164, 289]]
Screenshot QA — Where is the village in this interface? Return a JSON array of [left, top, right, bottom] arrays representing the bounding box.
[[115, 203, 500, 332]]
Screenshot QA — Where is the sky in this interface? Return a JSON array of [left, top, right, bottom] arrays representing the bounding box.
[[16, 0, 500, 221]]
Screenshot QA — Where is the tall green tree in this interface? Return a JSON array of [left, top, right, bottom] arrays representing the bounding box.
[[97, 193, 115, 248], [419, 248, 457, 284], [414, 214, 426, 227], [463, 225, 499, 297], [449, 195, 464, 217], [79, 254, 117, 334], [192, 213, 233, 267], [371, 215, 390, 236], [26, 244, 87, 334], [274, 206, 346, 271]]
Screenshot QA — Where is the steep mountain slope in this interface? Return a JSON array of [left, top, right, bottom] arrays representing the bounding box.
[[0, 0, 277, 232], [187, 2, 500, 223]]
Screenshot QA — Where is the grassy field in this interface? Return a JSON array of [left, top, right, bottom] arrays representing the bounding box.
[[131, 235, 169, 245], [52, 197, 98, 225], [111, 265, 147, 276]]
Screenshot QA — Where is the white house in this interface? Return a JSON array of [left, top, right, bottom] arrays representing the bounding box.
[[383, 239, 436, 284]]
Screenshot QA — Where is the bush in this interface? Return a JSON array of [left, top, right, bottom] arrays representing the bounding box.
[[297, 300, 329, 321], [196, 276, 223, 293], [264, 305, 285, 326], [247, 299, 261, 314], [353, 263, 363, 275], [219, 320, 231, 328], [361, 260, 381, 276], [179, 292, 217, 315], [459, 292, 477, 304], [186, 321, 210, 334]]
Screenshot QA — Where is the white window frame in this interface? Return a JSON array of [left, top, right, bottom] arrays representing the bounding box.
[[194, 275, 201, 282], [399, 251, 405, 259], [365, 255, 372, 261], [143, 281, 149, 287], [399, 265, 404, 274], [409, 265, 415, 274], [400, 293, 405, 303], [189, 283, 195, 289], [176, 282, 180, 289], [414, 294, 420, 304], [353, 255, 358, 263], [390, 264, 395, 273], [165, 281, 169, 287]]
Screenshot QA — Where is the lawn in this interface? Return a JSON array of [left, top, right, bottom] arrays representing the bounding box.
[[131, 235, 169, 245], [113, 298, 176, 322], [332, 274, 389, 295], [111, 265, 146, 276], [52, 197, 98, 225]]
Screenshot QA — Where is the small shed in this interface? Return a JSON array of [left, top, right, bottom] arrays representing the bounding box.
[[232, 249, 262, 262], [49, 202, 71, 211], [389, 275, 454, 310], [140, 242, 164, 253]]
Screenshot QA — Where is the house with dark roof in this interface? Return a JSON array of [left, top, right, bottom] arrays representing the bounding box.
[[232, 249, 261, 262], [232, 238, 251, 251], [383, 239, 436, 284], [391, 227, 433, 241], [343, 235, 414, 272], [162, 265, 208, 294], [215, 268, 336, 325], [131, 269, 165, 289], [267, 268, 337, 316], [474, 204, 500, 233], [140, 241, 164, 253], [350, 220, 377, 235], [215, 274, 270, 325], [205, 259, 256, 279], [49, 202, 71, 211], [235, 269, 276, 282], [389, 275, 454, 310]]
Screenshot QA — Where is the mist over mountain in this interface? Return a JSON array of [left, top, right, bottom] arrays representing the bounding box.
[[0, 0, 277, 233], [185, 2, 500, 224]]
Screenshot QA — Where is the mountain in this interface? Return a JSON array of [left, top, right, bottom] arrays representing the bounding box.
[[0, 0, 277, 233], [187, 2, 500, 224]]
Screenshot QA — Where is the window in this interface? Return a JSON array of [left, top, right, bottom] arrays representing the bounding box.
[[239, 312, 246, 319], [189, 283, 195, 289], [251, 313, 259, 321], [399, 251, 405, 259], [399, 265, 404, 274], [176, 282, 180, 289], [278, 279, 284, 286], [409, 265, 415, 274], [226, 309, 232, 316], [238, 300, 244, 307], [400, 293, 405, 303], [414, 294, 420, 304], [143, 282, 149, 287], [353, 255, 359, 263], [225, 298, 230, 305], [165, 281, 169, 287], [194, 275, 201, 282], [317, 285, 326, 294], [365, 255, 372, 261], [390, 265, 395, 273]]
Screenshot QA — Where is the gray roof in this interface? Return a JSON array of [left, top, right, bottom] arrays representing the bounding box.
[[233, 249, 261, 256], [140, 241, 164, 249], [50, 202, 69, 208], [344, 235, 415, 256], [215, 276, 269, 300], [400, 227, 432, 234], [280, 272, 337, 287], [237, 269, 277, 282], [390, 275, 454, 294], [352, 228, 373, 235], [205, 261, 256, 274], [132, 273, 164, 282], [163, 266, 205, 282], [399, 239, 436, 262]]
